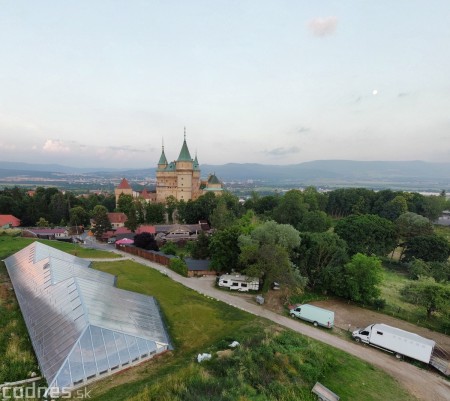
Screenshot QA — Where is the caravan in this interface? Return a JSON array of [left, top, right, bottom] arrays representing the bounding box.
[[218, 274, 259, 292]]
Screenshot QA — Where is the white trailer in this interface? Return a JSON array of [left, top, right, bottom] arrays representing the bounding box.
[[217, 274, 259, 292], [352, 323, 435, 363]]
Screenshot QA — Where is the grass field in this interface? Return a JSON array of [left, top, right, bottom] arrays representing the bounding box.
[[0, 235, 419, 400], [87, 259, 418, 401]]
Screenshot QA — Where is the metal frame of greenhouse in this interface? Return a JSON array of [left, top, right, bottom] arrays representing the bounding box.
[[3, 242, 171, 396]]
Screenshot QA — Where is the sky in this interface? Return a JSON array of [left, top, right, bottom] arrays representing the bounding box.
[[0, 1, 449, 169]]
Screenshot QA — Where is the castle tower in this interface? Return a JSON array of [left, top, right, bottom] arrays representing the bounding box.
[[114, 178, 133, 207], [156, 131, 201, 203]]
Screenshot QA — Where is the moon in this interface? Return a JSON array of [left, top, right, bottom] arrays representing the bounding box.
[[372, 89, 378, 95]]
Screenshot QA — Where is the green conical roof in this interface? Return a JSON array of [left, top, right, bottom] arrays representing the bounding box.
[[208, 173, 220, 184], [177, 135, 192, 162], [158, 147, 168, 165], [193, 155, 200, 171]]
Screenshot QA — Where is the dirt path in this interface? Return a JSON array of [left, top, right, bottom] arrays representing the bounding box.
[[111, 250, 450, 401], [313, 299, 450, 354]]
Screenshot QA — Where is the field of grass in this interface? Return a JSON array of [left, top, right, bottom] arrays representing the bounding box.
[[0, 234, 420, 400], [88, 260, 418, 401], [377, 263, 449, 332]]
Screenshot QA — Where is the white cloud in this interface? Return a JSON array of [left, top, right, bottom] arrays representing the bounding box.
[[0, 142, 16, 151], [264, 146, 301, 157], [42, 139, 71, 153], [308, 17, 338, 37]]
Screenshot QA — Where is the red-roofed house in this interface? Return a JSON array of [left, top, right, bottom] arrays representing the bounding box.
[[114, 178, 133, 207], [140, 188, 157, 202], [107, 212, 128, 229], [136, 225, 156, 235], [0, 215, 21, 228], [115, 227, 132, 235]]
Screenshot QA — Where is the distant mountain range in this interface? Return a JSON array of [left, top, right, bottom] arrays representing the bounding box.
[[1, 160, 450, 190]]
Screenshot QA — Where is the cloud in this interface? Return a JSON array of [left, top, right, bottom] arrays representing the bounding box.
[[264, 146, 301, 156], [42, 139, 71, 153], [0, 142, 16, 151], [107, 145, 147, 153], [398, 92, 409, 98], [308, 17, 338, 37], [296, 126, 310, 134]]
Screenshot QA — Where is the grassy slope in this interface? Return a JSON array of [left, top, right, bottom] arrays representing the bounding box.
[[0, 235, 418, 400], [88, 260, 418, 401]]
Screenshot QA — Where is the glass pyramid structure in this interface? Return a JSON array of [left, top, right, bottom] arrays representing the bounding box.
[[3, 242, 171, 395]]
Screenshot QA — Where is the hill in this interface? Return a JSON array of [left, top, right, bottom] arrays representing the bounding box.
[[1, 160, 450, 191]]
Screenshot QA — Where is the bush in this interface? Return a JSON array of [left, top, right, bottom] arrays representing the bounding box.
[[169, 258, 188, 277], [372, 298, 386, 310], [161, 241, 177, 255]]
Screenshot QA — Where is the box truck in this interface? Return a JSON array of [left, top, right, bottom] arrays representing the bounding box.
[[352, 323, 450, 375], [217, 274, 259, 292], [289, 304, 334, 328]]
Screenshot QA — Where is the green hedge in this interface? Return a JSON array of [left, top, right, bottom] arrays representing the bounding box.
[[169, 258, 188, 277]]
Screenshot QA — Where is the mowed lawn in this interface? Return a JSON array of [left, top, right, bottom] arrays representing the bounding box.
[[0, 235, 419, 401], [0, 235, 120, 259], [92, 260, 251, 353], [89, 259, 419, 401]]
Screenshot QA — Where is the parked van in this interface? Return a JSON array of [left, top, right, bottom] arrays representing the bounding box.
[[289, 304, 334, 328]]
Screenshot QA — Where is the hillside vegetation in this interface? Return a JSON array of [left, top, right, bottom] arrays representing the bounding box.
[[0, 234, 419, 400]]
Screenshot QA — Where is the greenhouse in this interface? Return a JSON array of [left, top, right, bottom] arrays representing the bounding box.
[[3, 242, 171, 396]]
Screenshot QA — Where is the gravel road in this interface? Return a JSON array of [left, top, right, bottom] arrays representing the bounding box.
[[100, 250, 450, 401]]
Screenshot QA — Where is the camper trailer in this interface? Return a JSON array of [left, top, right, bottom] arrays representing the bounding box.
[[218, 274, 259, 292]]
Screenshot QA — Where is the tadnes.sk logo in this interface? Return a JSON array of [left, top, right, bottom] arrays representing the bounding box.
[[0, 384, 91, 400]]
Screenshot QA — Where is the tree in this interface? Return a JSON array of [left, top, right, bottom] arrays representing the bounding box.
[[331, 253, 383, 304], [334, 214, 396, 256], [134, 232, 159, 251], [91, 205, 112, 238], [210, 197, 236, 230], [249, 194, 280, 218], [395, 212, 433, 259], [165, 196, 178, 223], [401, 277, 450, 318], [209, 226, 242, 272], [326, 188, 374, 217], [124, 203, 138, 232], [420, 195, 447, 221], [273, 190, 308, 228], [297, 210, 332, 233], [395, 212, 433, 240], [49, 192, 69, 225], [168, 258, 188, 277], [403, 234, 450, 262], [117, 194, 133, 214], [69, 206, 89, 227], [244, 220, 301, 253], [191, 231, 211, 259], [240, 243, 301, 287], [145, 202, 165, 224], [36, 217, 49, 227], [294, 232, 349, 290], [379, 195, 408, 221]]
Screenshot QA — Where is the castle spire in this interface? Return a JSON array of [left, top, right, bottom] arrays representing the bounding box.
[[158, 139, 168, 166], [177, 129, 192, 161]]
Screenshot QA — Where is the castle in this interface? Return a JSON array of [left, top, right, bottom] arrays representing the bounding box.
[[115, 133, 223, 205]]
